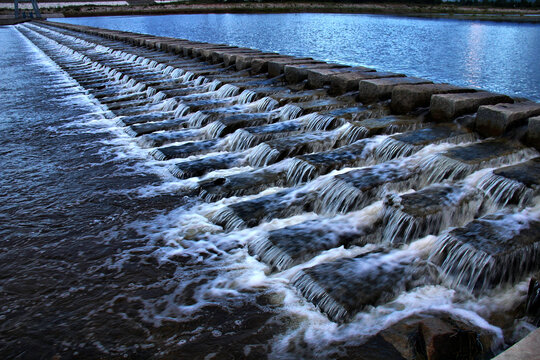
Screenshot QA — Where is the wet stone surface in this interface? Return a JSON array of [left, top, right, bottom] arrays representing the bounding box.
[[494, 157, 540, 188], [293, 251, 434, 322], [432, 211, 540, 291], [4, 20, 540, 360]]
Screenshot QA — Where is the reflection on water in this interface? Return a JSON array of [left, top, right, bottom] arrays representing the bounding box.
[[464, 23, 484, 88], [53, 13, 540, 101]]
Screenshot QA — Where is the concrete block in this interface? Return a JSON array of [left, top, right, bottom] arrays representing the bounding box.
[[267, 58, 322, 78], [430, 92, 513, 122], [476, 102, 540, 138], [245, 54, 292, 73], [198, 46, 236, 60], [358, 77, 432, 103], [236, 53, 283, 71], [527, 116, 540, 150], [305, 66, 373, 88], [391, 84, 476, 114], [190, 44, 226, 58], [330, 71, 405, 95], [180, 43, 212, 57], [492, 321, 540, 360], [222, 50, 261, 67], [284, 63, 347, 84], [167, 41, 191, 55], [210, 48, 254, 64]]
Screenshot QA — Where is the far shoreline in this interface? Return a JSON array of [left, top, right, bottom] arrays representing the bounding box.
[[6, 2, 540, 23]]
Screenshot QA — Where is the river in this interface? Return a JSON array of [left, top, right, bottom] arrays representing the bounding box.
[[1, 15, 539, 359], [52, 13, 540, 101]]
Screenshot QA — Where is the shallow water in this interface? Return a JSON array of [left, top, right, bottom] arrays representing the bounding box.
[[1, 21, 539, 359], [52, 13, 540, 101], [0, 26, 286, 358]]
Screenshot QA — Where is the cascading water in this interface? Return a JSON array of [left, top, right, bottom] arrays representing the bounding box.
[[6, 20, 540, 360]]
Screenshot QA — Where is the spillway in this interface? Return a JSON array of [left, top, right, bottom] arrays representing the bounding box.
[[8, 19, 540, 359]]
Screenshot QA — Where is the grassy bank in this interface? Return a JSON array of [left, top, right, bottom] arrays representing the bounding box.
[[3, 2, 540, 22]]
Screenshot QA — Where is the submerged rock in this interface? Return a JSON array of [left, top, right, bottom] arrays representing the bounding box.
[[379, 313, 497, 360], [526, 273, 540, 326]]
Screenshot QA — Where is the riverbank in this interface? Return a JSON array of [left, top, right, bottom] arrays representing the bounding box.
[[2, 2, 540, 23]]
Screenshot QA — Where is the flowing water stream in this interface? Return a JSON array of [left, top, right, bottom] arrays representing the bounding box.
[[1, 21, 539, 359]]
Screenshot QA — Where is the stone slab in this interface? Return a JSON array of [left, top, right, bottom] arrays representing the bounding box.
[[493, 157, 540, 188], [284, 63, 347, 84], [358, 77, 432, 103], [528, 116, 540, 150], [198, 46, 238, 60], [236, 53, 285, 71], [443, 139, 523, 165], [391, 84, 476, 114], [267, 58, 320, 78], [493, 327, 540, 360], [210, 48, 256, 64], [430, 92, 513, 122], [222, 50, 262, 67], [292, 251, 432, 322], [432, 210, 540, 291], [182, 43, 226, 58], [476, 102, 540, 137], [330, 71, 405, 95], [305, 66, 374, 88], [390, 124, 472, 147]]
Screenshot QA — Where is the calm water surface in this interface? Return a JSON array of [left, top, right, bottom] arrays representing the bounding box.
[[53, 13, 540, 101]]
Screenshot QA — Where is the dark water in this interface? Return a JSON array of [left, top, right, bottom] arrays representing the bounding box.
[[53, 13, 540, 101], [0, 26, 286, 359]]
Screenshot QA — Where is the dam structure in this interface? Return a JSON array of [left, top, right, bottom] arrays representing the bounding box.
[[9, 19, 540, 358]]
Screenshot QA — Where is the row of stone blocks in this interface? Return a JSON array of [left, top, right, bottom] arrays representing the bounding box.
[[41, 20, 540, 149]]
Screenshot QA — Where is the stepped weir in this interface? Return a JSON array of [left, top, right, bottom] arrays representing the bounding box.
[[12, 20, 540, 358]]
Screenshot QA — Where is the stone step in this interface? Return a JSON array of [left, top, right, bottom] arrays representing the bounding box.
[[137, 128, 202, 148], [430, 209, 540, 292], [249, 210, 381, 272], [226, 120, 304, 151], [314, 159, 418, 214], [211, 189, 315, 229], [168, 153, 243, 179], [374, 124, 476, 162], [150, 139, 220, 161], [358, 77, 432, 103], [477, 101, 540, 137], [430, 91, 513, 122], [477, 157, 540, 206], [287, 141, 372, 185], [127, 118, 190, 138], [421, 139, 535, 184], [305, 66, 375, 88], [391, 83, 476, 114], [338, 115, 422, 146], [117, 112, 171, 126], [247, 132, 339, 167], [292, 250, 434, 322], [382, 183, 483, 244], [199, 166, 288, 202], [330, 70, 405, 95], [284, 63, 348, 84]]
